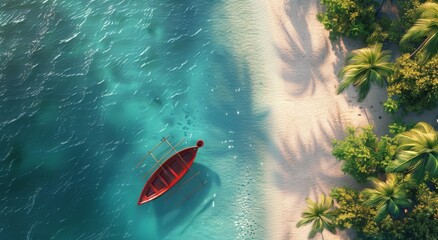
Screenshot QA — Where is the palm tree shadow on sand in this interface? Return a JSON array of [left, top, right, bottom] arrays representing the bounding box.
[[143, 163, 220, 239]]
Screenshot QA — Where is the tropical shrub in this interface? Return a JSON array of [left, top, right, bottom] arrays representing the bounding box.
[[298, 123, 438, 239], [330, 187, 373, 230], [332, 125, 396, 183], [388, 122, 408, 136], [330, 176, 437, 239], [318, 0, 429, 46], [401, 181, 438, 240], [385, 54, 438, 113], [383, 98, 399, 114], [367, 20, 390, 44], [330, 187, 393, 239], [317, 0, 378, 42]]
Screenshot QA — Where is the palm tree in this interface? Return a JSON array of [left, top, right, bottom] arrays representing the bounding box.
[[337, 43, 394, 101], [386, 122, 438, 183], [401, 2, 438, 62], [363, 174, 412, 222], [296, 194, 336, 239]]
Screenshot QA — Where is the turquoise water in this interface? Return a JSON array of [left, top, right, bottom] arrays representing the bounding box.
[[1, 0, 267, 239]]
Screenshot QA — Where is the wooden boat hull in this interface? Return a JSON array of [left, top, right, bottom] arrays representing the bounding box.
[[138, 140, 204, 205]]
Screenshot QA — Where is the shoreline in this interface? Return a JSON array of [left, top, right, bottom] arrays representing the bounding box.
[[259, 0, 392, 239]]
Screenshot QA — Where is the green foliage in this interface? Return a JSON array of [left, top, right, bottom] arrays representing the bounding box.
[[332, 125, 396, 183], [337, 44, 394, 101], [388, 122, 408, 136], [400, 181, 438, 240], [323, 123, 438, 239], [318, 0, 429, 47], [389, 0, 426, 52], [330, 187, 391, 239], [412, 180, 438, 221], [331, 187, 407, 239], [363, 174, 412, 222], [330, 177, 437, 239], [296, 194, 336, 239], [317, 0, 378, 42], [401, 2, 438, 62], [383, 98, 399, 114], [386, 122, 438, 183], [367, 22, 389, 44], [386, 54, 438, 113], [330, 187, 373, 230]]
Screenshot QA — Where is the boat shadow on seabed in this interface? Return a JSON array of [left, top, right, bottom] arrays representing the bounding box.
[[144, 162, 220, 238]]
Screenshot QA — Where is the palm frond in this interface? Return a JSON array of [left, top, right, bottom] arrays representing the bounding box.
[[375, 204, 389, 222], [423, 31, 438, 62], [296, 195, 336, 239], [363, 174, 412, 222], [426, 154, 438, 177], [401, 3, 438, 62], [416, 2, 438, 19], [337, 43, 393, 101], [415, 122, 437, 134], [388, 122, 438, 182], [388, 200, 400, 217], [393, 197, 412, 208], [386, 154, 419, 172], [357, 79, 371, 101], [413, 160, 428, 183]]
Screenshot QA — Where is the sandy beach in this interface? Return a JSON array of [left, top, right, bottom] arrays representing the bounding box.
[[259, 0, 392, 239]]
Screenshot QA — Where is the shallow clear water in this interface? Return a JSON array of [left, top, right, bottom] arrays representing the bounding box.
[[1, 0, 267, 239]]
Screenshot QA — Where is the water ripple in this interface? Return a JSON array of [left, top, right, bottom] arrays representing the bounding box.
[[0, 0, 266, 239]]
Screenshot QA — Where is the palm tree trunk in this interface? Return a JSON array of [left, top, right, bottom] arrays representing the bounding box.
[[321, 232, 325, 240], [409, 36, 432, 59]]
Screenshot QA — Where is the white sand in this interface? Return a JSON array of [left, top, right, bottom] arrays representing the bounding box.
[[258, 0, 392, 239], [218, 0, 438, 239]]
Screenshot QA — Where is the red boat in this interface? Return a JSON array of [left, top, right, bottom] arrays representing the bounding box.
[[138, 139, 204, 205]]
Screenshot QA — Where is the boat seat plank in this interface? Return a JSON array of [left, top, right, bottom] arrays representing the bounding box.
[[170, 161, 183, 175], [153, 177, 166, 191], [160, 171, 174, 184]]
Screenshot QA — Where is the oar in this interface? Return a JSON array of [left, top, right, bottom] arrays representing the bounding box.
[[174, 179, 208, 207], [163, 171, 206, 203], [164, 138, 199, 176], [142, 138, 186, 179], [135, 136, 169, 169], [146, 152, 175, 181]]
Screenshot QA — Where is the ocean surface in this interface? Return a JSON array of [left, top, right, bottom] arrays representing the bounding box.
[[0, 0, 268, 239]]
